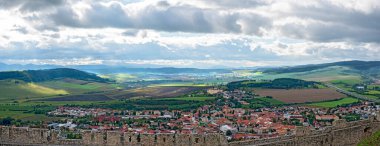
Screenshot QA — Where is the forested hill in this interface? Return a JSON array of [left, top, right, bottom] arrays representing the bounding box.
[[227, 78, 319, 90], [265, 60, 380, 73], [0, 68, 108, 82]]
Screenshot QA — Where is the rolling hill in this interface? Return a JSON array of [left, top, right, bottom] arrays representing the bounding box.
[[0, 68, 109, 83], [0, 68, 116, 101], [265, 60, 380, 74]]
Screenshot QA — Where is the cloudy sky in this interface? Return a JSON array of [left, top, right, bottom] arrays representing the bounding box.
[[0, 0, 379, 68]]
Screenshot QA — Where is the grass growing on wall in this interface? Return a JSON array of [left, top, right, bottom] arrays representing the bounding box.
[[358, 130, 380, 146]]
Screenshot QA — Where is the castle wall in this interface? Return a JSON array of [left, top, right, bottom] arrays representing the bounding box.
[[229, 118, 380, 146], [0, 126, 227, 146], [1, 118, 380, 146]]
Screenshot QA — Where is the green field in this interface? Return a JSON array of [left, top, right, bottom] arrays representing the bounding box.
[[330, 78, 364, 85], [0, 78, 214, 119], [232, 70, 263, 77], [148, 83, 211, 87], [0, 99, 124, 120], [39, 80, 118, 94], [243, 97, 285, 109], [255, 66, 363, 83], [307, 97, 359, 108], [99, 73, 137, 82], [257, 97, 285, 105], [0, 78, 122, 119], [368, 85, 380, 89], [0, 80, 68, 101], [159, 96, 216, 101], [365, 90, 380, 95]]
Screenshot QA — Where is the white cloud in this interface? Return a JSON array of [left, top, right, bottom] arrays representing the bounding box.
[[0, 0, 379, 68]]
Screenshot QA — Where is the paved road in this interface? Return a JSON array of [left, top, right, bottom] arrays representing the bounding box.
[[325, 83, 380, 102]]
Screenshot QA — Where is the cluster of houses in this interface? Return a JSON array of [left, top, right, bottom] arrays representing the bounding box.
[[46, 100, 380, 141], [45, 87, 380, 141]]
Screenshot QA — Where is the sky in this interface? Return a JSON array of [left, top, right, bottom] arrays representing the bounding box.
[[0, 0, 379, 68]]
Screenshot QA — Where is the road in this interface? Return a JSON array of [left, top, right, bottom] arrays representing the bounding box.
[[324, 83, 380, 102]]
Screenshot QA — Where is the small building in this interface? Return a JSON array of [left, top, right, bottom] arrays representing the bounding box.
[[316, 115, 339, 121]]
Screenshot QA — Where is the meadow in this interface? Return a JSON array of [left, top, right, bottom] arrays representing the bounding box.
[[243, 97, 285, 109], [108, 86, 208, 99], [99, 73, 137, 82], [39, 79, 119, 94], [0, 80, 68, 102], [254, 66, 362, 82], [307, 97, 359, 108], [158, 96, 216, 101]]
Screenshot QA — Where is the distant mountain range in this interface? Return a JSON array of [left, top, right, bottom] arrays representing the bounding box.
[[0, 63, 62, 71], [75, 66, 232, 74], [264, 60, 380, 73], [1, 60, 380, 75], [0, 68, 108, 82], [0, 63, 232, 74]]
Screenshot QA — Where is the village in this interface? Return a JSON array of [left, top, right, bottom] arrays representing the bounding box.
[[46, 89, 380, 141]]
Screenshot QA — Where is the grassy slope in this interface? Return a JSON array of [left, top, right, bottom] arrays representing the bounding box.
[[256, 66, 362, 82], [38, 80, 116, 94], [254, 66, 365, 95], [358, 130, 380, 146], [307, 97, 359, 108], [0, 80, 68, 101], [0, 79, 119, 102], [0, 78, 121, 120]]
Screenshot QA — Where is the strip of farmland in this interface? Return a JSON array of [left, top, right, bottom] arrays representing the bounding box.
[[253, 88, 347, 103]]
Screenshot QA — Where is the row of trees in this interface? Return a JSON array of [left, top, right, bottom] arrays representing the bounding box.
[[227, 78, 318, 90]]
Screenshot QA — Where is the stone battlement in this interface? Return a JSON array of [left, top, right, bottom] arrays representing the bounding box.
[[1, 117, 380, 146], [0, 127, 228, 146], [229, 117, 380, 146]]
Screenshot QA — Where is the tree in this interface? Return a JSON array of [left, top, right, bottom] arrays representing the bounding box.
[[0, 117, 14, 126], [226, 130, 232, 136]]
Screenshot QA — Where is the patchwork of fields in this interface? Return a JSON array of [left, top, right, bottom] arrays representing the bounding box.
[[2, 63, 379, 120], [107, 86, 208, 99]]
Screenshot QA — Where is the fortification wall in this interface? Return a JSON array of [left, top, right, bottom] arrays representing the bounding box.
[[229, 117, 380, 146], [0, 126, 228, 146], [1, 117, 380, 146]]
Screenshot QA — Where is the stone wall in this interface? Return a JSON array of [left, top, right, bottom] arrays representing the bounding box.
[[0, 126, 228, 146], [1, 117, 380, 146], [229, 117, 380, 146]]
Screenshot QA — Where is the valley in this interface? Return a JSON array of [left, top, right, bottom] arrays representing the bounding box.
[[1, 61, 380, 145]]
